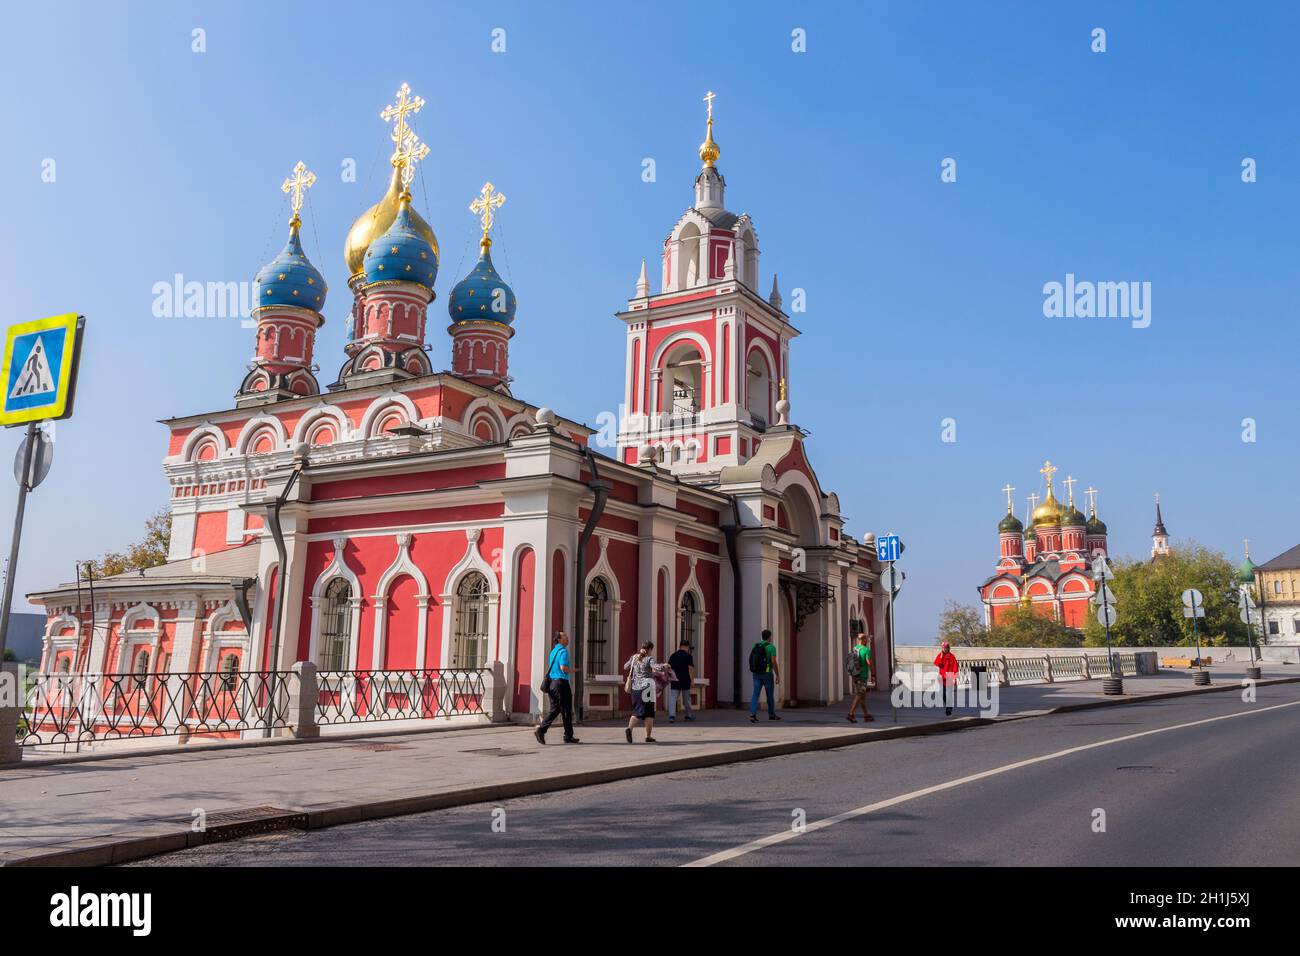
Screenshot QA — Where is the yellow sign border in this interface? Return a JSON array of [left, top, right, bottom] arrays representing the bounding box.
[[0, 312, 81, 426]]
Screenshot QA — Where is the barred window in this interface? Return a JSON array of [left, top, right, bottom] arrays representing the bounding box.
[[318, 578, 352, 671], [133, 649, 150, 686], [220, 653, 239, 689], [679, 591, 699, 667], [586, 577, 611, 675], [453, 572, 491, 669]]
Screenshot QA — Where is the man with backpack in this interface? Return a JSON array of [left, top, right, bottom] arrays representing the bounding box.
[[845, 631, 874, 723], [748, 629, 781, 723]]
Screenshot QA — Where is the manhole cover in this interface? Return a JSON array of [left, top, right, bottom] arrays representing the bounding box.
[[198, 806, 308, 842], [1116, 765, 1178, 775]]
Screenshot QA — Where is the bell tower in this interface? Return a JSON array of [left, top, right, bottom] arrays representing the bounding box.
[[616, 93, 797, 476]]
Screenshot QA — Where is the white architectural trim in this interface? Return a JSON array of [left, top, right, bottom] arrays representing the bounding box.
[[180, 423, 229, 462], [371, 532, 431, 669], [235, 413, 288, 455], [583, 535, 626, 677], [438, 528, 501, 669], [291, 404, 354, 446], [306, 538, 363, 670], [359, 391, 421, 439]]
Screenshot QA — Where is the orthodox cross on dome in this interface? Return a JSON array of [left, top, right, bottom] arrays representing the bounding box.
[[1039, 460, 1058, 492], [381, 82, 426, 157], [1154, 491, 1161, 506], [1244, 537, 1251, 558], [1001, 483, 1016, 514], [280, 160, 316, 227], [1086, 486, 1099, 516], [393, 129, 430, 191], [469, 181, 506, 249], [1027, 493, 1039, 517], [699, 90, 720, 167], [1063, 474, 1077, 506]]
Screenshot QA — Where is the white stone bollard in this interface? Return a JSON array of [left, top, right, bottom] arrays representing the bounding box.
[[482, 661, 509, 722], [1, 663, 22, 765], [289, 661, 320, 739]]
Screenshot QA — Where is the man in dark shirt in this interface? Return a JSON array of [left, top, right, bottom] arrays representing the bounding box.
[[666, 640, 696, 723]]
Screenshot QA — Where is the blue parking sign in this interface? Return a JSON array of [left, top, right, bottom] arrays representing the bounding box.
[[1, 314, 83, 426]]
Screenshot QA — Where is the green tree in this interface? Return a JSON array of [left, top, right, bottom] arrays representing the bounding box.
[[988, 604, 1084, 648], [82, 509, 172, 578], [936, 600, 988, 646], [1082, 542, 1246, 647]]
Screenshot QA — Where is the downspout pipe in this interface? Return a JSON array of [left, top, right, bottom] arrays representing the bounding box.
[[722, 498, 744, 708], [262, 444, 308, 737], [571, 446, 611, 723]]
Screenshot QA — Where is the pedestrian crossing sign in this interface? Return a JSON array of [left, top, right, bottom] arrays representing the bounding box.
[[0, 313, 84, 426]]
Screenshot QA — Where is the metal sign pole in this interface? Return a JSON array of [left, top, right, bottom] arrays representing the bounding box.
[[0, 422, 37, 662]]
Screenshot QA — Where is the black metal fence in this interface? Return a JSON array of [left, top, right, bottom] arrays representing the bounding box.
[[18, 669, 296, 747], [315, 668, 486, 724]]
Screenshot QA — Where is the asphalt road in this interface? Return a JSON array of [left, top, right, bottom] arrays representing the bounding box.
[[132, 682, 1300, 867]]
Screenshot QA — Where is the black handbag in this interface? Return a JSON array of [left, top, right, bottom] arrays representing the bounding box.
[[539, 647, 560, 695]]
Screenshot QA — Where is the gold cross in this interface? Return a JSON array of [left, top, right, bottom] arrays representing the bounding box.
[[381, 82, 426, 154], [1063, 474, 1077, 505], [1001, 484, 1015, 514], [1086, 486, 1099, 515], [280, 161, 316, 223], [703, 90, 716, 119], [1039, 460, 1057, 489], [393, 129, 430, 190], [469, 181, 506, 243]]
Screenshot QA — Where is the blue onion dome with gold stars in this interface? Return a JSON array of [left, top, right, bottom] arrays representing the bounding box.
[[448, 244, 517, 325], [362, 194, 438, 291], [255, 220, 327, 311]]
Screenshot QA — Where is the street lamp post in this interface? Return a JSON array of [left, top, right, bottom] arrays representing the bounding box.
[[1093, 556, 1122, 695]]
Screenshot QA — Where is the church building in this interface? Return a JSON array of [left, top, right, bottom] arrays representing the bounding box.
[[27, 87, 890, 723], [978, 461, 1110, 629]]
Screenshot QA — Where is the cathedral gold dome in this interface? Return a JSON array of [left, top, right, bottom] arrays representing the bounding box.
[[1032, 491, 1065, 527], [344, 165, 439, 282]]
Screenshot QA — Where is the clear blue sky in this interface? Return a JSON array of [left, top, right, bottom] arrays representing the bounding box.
[[1, 1, 1295, 642]]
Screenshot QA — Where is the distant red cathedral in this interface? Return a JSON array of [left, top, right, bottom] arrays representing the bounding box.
[[978, 461, 1110, 629]]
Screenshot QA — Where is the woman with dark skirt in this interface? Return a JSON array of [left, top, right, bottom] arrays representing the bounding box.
[[623, 640, 667, 743]]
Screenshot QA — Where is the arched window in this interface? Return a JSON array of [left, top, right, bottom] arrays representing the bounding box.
[[133, 649, 150, 686], [318, 578, 353, 672], [57, 657, 71, 674], [586, 577, 612, 676], [679, 592, 699, 663], [220, 653, 239, 689], [746, 350, 772, 427], [453, 572, 491, 669], [663, 344, 703, 421]]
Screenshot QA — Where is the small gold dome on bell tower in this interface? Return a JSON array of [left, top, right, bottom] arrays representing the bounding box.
[[699, 90, 720, 167]]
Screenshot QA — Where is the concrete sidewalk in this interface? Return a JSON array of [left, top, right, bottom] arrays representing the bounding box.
[[1, 664, 1292, 866]]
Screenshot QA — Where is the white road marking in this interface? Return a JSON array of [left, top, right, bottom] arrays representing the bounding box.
[[684, 697, 1300, 867]]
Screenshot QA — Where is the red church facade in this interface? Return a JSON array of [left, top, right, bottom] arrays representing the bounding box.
[[978, 462, 1110, 629], [27, 90, 892, 728]]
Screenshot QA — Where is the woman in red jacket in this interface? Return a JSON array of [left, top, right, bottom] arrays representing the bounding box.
[[934, 641, 959, 716]]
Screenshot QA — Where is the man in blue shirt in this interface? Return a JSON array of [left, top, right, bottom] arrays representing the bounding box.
[[535, 631, 579, 744]]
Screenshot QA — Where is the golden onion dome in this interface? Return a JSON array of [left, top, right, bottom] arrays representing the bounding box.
[[1032, 490, 1066, 527], [344, 164, 439, 283], [699, 117, 720, 167]]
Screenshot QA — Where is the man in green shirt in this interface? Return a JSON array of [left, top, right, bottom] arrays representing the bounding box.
[[846, 632, 874, 722]]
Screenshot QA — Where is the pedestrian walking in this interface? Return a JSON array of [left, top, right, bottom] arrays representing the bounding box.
[[535, 631, 579, 744], [934, 640, 959, 716], [666, 639, 696, 723], [748, 628, 782, 723], [624, 640, 667, 742], [845, 631, 875, 723]]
